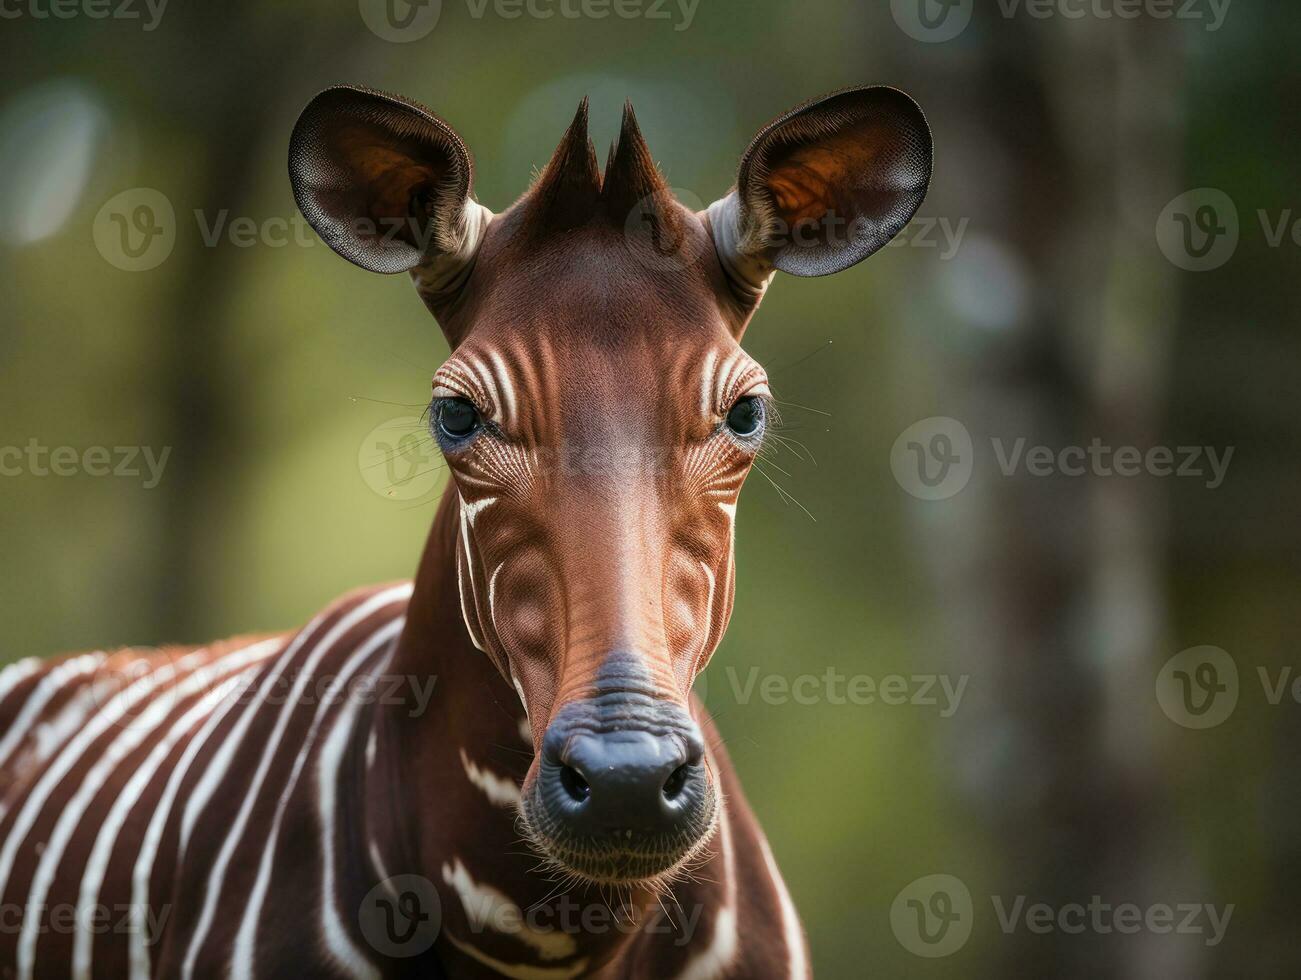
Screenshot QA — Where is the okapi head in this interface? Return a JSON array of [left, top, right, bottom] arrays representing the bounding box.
[[289, 85, 931, 886]]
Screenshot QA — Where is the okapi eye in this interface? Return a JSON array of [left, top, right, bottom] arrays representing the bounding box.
[[725, 396, 764, 437], [437, 398, 480, 440]]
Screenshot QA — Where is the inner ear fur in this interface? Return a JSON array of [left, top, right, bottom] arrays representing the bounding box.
[[289, 85, 476, 275], [732, 86, 933, 278]]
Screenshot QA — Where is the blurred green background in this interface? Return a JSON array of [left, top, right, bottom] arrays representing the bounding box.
[[1, 0, 1298, 976]]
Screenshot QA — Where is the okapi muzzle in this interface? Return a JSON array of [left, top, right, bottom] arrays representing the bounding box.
[[289, 82, 932, 886]]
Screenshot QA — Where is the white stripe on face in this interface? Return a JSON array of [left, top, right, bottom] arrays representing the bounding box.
[[460, 494, 499, 523], [456, 545, 488, 653], [180, 585, 412, 979], [487, 351, 518, 428], [699, 349, 718, 417]]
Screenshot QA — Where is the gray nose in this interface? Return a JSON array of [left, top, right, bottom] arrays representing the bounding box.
[[539, 715, 707, 836]]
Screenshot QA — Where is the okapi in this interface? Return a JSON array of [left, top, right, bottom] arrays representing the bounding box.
[[0, 83, 930, 977]]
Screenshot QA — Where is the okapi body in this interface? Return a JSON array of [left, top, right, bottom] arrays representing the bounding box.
[[0, 83, 930, 977]]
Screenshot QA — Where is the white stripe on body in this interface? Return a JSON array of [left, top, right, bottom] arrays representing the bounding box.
[[180, 585, 412, 979], [0, 652, 191, 911], [18, 647, 245, 977], [70, 640, 281, 979], [229, 618, 404, 979], [128, 639, 286, 980]]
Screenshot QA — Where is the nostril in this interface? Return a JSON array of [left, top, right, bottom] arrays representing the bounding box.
[[662, 763, 691, 801], [559, 765, 590, 804]]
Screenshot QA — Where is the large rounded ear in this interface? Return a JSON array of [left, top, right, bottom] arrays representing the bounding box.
[[289, 85, 490, 294], [707, 86, 932, 293]]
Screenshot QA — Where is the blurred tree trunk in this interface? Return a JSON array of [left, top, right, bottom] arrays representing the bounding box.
[[146, 13, 360, 643], [908, 17, 1188, 979]]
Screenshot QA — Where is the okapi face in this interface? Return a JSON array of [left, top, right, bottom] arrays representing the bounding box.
[[289, 85, 931, 885]]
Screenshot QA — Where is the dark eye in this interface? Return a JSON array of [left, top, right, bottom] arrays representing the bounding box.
[[437, 398, 480, 440], [725, 396, 765, 437]]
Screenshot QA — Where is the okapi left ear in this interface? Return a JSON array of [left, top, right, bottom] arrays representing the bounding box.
[[706, 86, 932, 297], [289, 85, 491, 299]]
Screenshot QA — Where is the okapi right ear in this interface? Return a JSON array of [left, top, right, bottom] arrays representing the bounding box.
[[706, 86, 932, 298], [289, 85, 491, 297]]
